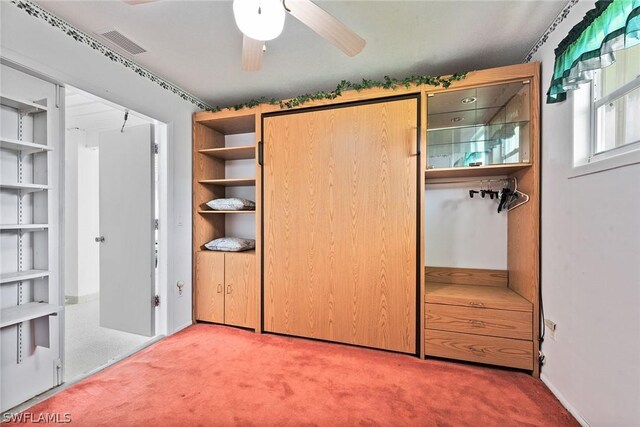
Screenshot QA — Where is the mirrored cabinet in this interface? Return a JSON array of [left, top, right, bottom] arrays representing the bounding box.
[[427, 80, 531, 172]]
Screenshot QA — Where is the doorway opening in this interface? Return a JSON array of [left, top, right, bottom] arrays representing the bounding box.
[[63, 86, 164, 382]]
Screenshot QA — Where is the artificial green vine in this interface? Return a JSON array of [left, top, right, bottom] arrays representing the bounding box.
[[207, 72, 468, 112]]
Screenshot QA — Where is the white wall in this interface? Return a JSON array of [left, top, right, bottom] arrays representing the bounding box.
[[64, 129, 81, 299], [425, 184, 507, 269], [64, 129, 100, 300], [531, 1, 640, 425], [1, 1, 198, 334], [76, 143, 99, 298]]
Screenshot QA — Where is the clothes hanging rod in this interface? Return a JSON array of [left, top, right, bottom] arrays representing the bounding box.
[[425, 177, 514, 185]]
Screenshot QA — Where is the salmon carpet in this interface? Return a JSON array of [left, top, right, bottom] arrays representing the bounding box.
[[12, 324, 577, 426]]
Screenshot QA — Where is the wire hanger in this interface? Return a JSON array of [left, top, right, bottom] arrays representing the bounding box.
[[507, 177, 529, 211], [426, 176, 529, 212], [498, 177, 529, 212]]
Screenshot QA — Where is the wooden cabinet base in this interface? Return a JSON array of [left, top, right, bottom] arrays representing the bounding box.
[[425, 330, 533, 370], [195, 250, 256, 329]]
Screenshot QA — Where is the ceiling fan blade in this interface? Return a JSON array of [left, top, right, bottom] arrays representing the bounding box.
[[286, 0, 365, 57], [242, 35, 263, 72]]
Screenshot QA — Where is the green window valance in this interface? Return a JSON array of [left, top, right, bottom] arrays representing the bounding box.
[[547, 0, 640, 103]]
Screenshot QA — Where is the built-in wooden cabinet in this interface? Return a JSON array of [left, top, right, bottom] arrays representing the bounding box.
[[192, 109, 260, 330], [423, 62, 541, 375], [192, 62, 541, 375], [424, 267, 533, 370], [195, 251, 256, 328]]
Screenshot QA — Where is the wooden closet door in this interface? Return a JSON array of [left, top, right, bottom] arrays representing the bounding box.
[[263, 97, 418, 353], [195, 251, 225, 323], [224, 252, 256, 328]]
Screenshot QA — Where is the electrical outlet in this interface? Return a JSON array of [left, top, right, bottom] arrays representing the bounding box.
[[544, 319, 557, 340], [177, 280, 185, 297]]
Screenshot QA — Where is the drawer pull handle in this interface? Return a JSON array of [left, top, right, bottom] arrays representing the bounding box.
[[469, 302, 485, 307], [217, 284, 223, 293], [470, 347, 486, 355], [226, 285, 232, 294], [470, 320, 485, 328]]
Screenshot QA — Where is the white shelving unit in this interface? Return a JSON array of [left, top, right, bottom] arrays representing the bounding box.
[[0, 93, 58, 364], [0, 136, 52, 155], [0, 302, 62, 329], [0, 95, 47, 114], [0, 270, 50, 284], [0, 182, 50, 193], [0, 224, 49, 231]]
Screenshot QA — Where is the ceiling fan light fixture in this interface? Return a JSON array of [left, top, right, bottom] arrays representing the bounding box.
[[233, 0, 286, 41]]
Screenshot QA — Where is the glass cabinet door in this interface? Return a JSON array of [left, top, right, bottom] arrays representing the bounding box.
[[426, 81, 531, 170]]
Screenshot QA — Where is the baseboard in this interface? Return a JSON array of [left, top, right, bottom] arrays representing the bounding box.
[[541, 373, 590, 426], [64, 292, 99, 305], [171, 321, 194, 335]]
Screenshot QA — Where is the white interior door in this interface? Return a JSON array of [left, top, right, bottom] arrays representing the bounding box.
[[98, 124, 155, 336]]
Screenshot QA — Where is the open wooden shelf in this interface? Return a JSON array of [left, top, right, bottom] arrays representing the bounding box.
[[425, 283, 532, 312], [0, 270, 50, 284], [0, 137, 52, 154], [0, 183, 50, 193], [0, 94, 47, 114], [198, 249, 256, 255], [425, 164, 531, 180], [0, 302, 62, 328], [198, 145, 255, 160], [198, 178, 256, 187], [198, 210, 255, 215], [195, 113, 256, 135]]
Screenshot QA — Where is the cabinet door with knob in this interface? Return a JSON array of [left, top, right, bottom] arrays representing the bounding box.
[[224, 252, 256, 328], [195, 251, 225, 323], [195, 251, 256, 329]]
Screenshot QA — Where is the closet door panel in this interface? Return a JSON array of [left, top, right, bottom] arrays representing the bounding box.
[[263, 98, 418, 353], [263, 108, 335, 341]]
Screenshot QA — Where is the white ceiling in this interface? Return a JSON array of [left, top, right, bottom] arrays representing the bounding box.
[[66, 87, 150, 134], [36, 0, 567, 108]]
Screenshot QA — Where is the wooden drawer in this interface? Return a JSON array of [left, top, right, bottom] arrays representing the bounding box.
[[425, 283, 532, 312], [425, 303, 532, 340], [425, 330, 533, 370]]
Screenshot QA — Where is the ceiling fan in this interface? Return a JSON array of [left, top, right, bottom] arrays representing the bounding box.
[[124, 0, 366, 72], [234, 0, 366, 71]]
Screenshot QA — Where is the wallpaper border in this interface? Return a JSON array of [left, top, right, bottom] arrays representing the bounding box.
[[10, 0, 213, 110]]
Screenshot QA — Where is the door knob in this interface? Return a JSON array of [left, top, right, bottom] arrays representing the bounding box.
[[95, 236, 105, 242]]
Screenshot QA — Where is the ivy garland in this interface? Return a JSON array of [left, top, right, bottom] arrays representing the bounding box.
[[208, 72, 468, 112], [10, 0, 467, 112]]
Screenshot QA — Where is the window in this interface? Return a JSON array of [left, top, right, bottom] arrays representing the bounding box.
[[591, 43, 640, 159]]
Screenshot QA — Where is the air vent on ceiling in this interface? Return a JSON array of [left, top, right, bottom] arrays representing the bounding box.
[[99, 30, 147, 55]]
